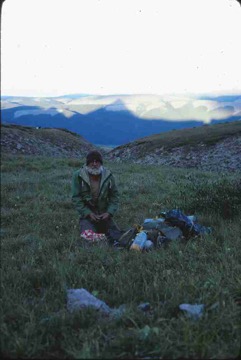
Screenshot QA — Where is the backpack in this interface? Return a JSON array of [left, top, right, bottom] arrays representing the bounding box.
[[118, 227, 139, 249]]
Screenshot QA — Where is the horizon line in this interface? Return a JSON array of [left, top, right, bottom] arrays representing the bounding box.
[[2, 90, 241, 99]]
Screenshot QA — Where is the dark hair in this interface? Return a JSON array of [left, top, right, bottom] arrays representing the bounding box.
[[86, 150, 103, 165]]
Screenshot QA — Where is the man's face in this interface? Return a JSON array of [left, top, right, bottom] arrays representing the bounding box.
[[89, 159, 101, 169]]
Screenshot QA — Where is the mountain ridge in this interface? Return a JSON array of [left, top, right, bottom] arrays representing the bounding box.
[[1, 93, 241, 145]]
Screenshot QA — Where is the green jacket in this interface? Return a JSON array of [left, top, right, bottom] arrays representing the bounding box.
[[71, 166, 119, 218]]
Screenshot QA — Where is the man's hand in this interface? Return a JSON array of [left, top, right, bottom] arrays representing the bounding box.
[[99, 212, 110, 221], [89, 213, 100, 222]]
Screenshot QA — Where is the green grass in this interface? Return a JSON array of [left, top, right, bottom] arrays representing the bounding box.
[[1, 153, 241, 359]]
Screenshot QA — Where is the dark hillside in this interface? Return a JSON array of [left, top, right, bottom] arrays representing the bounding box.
[[112, 120, 241, 151], [108, 120, 241, 172], [0, 124, 98, 158]]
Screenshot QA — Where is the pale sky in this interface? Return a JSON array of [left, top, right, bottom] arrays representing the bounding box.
[[1, 0, 241, 97]]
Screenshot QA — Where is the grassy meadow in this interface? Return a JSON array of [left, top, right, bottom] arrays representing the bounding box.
[[1, 153, 241, 359]]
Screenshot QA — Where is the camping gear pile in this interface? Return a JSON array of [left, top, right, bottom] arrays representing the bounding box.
[[117, 209, 212, 251], [80, 209, 212, 250]]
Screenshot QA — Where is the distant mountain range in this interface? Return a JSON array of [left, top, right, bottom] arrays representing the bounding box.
[[1, 93, 241, 146]]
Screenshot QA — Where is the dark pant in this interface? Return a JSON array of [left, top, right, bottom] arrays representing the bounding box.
[[79, 217, 123, 243]]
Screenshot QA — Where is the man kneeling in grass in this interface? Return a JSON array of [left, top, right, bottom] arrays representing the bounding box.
[[71, 150, 120, 241]]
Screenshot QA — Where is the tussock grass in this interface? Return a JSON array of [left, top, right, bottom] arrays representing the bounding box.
[[1, 153, 241, 359]]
